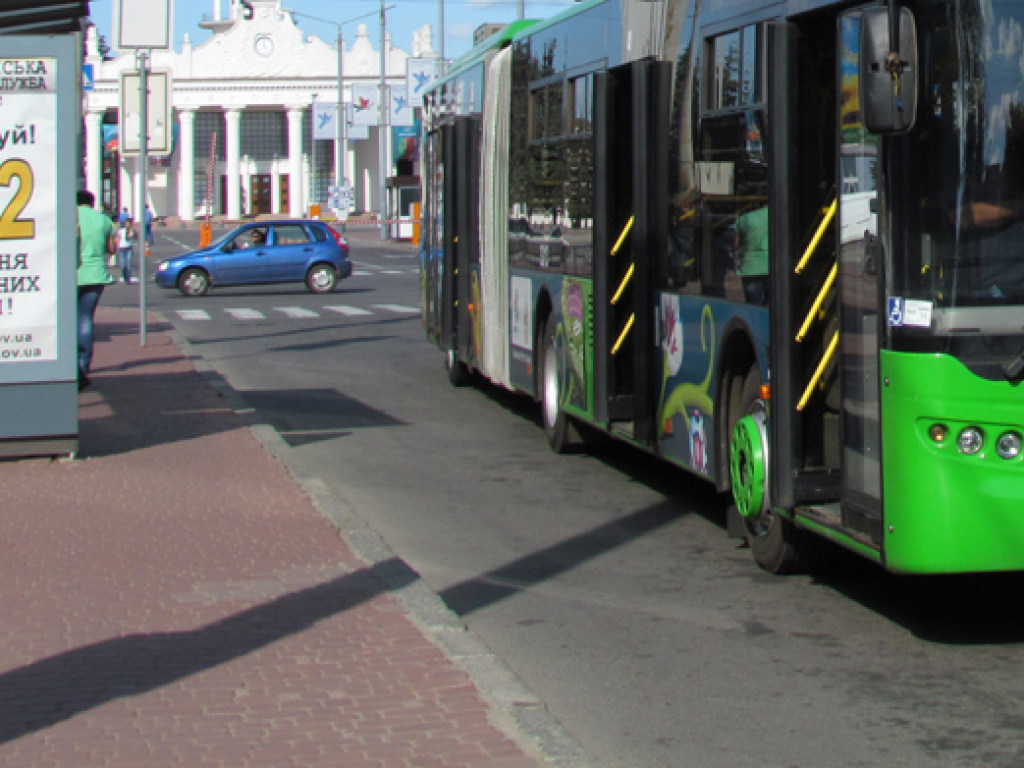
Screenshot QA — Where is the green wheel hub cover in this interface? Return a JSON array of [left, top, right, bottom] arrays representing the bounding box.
[[730, 413, 767, 520]]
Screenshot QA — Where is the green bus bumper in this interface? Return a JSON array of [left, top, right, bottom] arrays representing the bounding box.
[[881, 350, 1024, 573]]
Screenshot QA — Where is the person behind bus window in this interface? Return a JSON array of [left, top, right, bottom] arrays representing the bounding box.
[[734, 204, 770, 304]]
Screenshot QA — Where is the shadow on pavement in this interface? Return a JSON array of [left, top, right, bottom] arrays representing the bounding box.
[[0, 558, 418, 745], [441, 502, 684, 617], [77, 369, 247, 458]]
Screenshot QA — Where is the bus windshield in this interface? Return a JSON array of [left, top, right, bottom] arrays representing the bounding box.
[[899, 0, 1024, 341]]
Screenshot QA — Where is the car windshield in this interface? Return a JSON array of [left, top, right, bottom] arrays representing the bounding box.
[[210, 230, 237, 249]]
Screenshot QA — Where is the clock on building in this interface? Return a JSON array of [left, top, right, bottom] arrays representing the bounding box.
[[253, 34, 274, 57]]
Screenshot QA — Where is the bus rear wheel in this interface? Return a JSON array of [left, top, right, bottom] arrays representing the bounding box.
[[540, 316, 572, 453], [730, 365, 802, 574], [445, 348, 471, 386]]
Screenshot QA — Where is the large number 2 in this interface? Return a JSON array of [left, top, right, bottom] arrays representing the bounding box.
[[0, 159, 34, 240]]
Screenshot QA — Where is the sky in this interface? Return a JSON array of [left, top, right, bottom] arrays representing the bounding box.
[[86, 0, 576, 63]]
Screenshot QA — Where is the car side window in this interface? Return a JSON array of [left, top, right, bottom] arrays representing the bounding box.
[[232, 227, 267, 249], [310, 225, 327, 243], [272, 225, 311, 246]]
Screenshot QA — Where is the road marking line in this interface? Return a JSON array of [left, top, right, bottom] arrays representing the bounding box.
[[225, 308, 266, 320], [274, 306, 320, 319], [324, 305, 372, 316], [352, 270, 373, 277], [176, 309, 211, 320], [165, 236, 193, 252], [373, 304, 419, 314]]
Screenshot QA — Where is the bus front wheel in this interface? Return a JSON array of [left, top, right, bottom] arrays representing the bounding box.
[[731, 366, 802, 574]]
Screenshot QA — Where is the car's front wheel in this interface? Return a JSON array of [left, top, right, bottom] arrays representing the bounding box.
[[306, 263, 338, 294], [178, 267, 211, 297]]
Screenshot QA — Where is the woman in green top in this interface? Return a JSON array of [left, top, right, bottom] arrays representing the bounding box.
[[76, 190, 115, 390]]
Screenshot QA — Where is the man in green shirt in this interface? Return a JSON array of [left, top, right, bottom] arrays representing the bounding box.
[[76, 190, 115, 390], [734, 205, 770, 305]]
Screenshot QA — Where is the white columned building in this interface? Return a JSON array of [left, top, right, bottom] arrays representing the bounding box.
[[177, 109, 196, 221], [84, 110, 104, 202], [81, 0, 437, 223], [286, 107, 305, 218], [224, 109, 242, 220]]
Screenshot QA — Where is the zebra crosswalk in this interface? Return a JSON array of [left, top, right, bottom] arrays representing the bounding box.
[[223, 308, 265, 320], [324, 305, 371, 317], [173, 304, 420, 322]]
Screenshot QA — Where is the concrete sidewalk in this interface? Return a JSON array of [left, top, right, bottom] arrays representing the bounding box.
[[0, 307, 572, 767]]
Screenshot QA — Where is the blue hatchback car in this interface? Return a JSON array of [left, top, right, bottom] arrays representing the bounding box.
[[155, 219, 353, 296]]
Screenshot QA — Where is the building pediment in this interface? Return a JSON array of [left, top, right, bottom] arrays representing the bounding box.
[[82, 0, 435, 111], [190, 5, 335, 79]]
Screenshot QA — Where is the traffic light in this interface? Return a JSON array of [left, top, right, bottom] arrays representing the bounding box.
[[240, 1, 254, 20]]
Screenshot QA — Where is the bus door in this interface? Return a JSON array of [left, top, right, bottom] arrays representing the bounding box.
[[768, 15, 844, 517], [422, 126, 443, 344], [440, 116, 481, 365], [593, 58, 670, 446], [768, 11, 883, 546], [836, 9, 883, 539]]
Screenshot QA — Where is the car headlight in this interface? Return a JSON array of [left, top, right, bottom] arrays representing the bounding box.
[[157, 261, 169, 271]]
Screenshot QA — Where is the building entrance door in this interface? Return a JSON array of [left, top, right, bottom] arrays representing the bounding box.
[[251, 174, 272, 215], [279, 175, 290, 215]]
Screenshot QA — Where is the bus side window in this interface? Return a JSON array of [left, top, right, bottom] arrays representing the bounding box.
[[664, 197, 699, 290], [691, 25, 769, 304], [698, 109, 769, 304]]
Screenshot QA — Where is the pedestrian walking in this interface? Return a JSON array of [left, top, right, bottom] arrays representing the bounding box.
[[117, 217, 135, 284], [77, 189, 116, 390], [144, 204, 154, 247]]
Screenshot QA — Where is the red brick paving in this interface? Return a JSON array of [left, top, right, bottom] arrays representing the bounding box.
[[0, 307, 543, 767]]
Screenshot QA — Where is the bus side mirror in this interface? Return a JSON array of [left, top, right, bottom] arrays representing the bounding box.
[[860, 6, 918, 134]]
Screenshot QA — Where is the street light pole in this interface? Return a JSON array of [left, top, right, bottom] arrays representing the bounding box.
[[337, 25, 346, 189], [437, 0, 444, 74], [379, 0, 388, 239], [311, 92, 317, 210], [283, 6, 392, 220], [136, 49, 149, 346]]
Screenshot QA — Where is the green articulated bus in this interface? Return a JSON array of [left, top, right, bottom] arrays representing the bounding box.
[[419, 0, 1024, 575]]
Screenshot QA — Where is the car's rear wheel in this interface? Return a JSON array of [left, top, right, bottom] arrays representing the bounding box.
[[178, 267, 210, 297], [306, 263, 338, 294]]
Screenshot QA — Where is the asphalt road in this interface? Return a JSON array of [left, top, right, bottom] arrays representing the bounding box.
[[104, 223, 1024, 768]]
